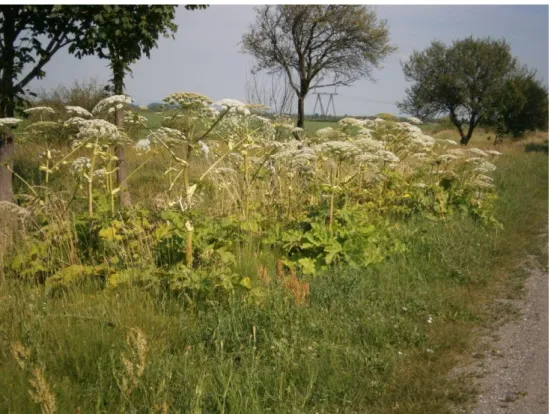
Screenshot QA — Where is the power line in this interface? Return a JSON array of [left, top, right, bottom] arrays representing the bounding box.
[[337, 94, 397, 106]]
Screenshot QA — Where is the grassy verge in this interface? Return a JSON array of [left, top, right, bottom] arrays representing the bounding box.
[[0, 150, 547, 413]]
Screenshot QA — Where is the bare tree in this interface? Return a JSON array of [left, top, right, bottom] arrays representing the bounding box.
[[242, 5, 396, 130], [245, 71, 296, 116]]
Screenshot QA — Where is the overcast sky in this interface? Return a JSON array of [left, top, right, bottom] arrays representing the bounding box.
[[31, 5, 549, 116]]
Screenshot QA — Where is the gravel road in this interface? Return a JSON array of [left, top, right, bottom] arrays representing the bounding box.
[[454, 246, 548, 414]]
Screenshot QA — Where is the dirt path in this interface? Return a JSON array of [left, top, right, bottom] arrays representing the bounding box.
[[454, 247, 548, 413]]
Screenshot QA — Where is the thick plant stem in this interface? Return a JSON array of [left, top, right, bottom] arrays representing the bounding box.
[[243, 150, 249, 219], [185, 221, 193, 268], [328, 166, 335, 232], [108, 153, 115, 217], [184, 142, 192, 208], [88, 138, 99, 218], [183, 165, 190, 208]]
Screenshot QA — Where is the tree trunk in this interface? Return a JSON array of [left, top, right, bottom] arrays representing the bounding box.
[[461, 115, 478, 146], [112, 59, 131, 208], [0, 129, 14, 202], [291, 95, 306, 141], [296, 95, 305, 131], [115, 107, 131, 208], [0, 10, 17, 201], [449, 110, 469, 146]]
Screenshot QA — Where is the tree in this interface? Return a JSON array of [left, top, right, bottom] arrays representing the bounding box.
[[242, 5, 396, 130], [0, 5, 99, 201], [482, 71, 548, 142], [75, 5, 180, 207], [399, 37, 518, 145]]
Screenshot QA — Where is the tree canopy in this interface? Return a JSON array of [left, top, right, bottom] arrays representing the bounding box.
[[399, 37, 518, 145], [481, 71, 548, 141], [242, 5, 396, 129]]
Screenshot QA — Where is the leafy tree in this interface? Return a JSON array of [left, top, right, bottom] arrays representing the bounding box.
[[482, 71, 548, 142], [75, 5, 179, 207], [242, 5, 396, 130], [399, 37, 518, 145], [75, 5, 206, 208], [0, 5, 205, 203], [0, 6, 99, 201]]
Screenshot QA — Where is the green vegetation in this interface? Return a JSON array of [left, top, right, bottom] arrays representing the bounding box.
[[399, 36, 547, 145], [0, 5, 547, 413], [0, 91, 547, 412], [0, 143, 547, 413]]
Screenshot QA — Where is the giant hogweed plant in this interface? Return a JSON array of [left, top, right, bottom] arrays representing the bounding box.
[[3, 92, 503, 301]]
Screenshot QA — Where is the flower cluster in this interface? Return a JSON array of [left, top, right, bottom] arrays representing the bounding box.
[[407, 116, 423, 125], [24, 106, 55, 115], [213, 99, 251, 116], [0, 118, 22, 127], [92, 95, 133, 115], [133, 138, 152, 153], [163, 92, 212, 109], [77, 119, 120, 141], [65, 106, 93, 118], [70, 157, 91, 175]]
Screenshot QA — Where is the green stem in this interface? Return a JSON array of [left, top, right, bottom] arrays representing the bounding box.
[[108, 151, 115, 217], [243, 150, 249, 219], [88, 138, 99, 218], [198, 136, 248, 181], [6, 165, 38, 197]]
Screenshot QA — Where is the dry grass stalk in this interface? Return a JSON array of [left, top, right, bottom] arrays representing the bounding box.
[[28, 367, 57, 414], [257, 264, 271, 286], [121, 327, 148, 396]]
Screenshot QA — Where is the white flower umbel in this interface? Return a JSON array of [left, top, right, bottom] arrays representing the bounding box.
[[354, 138, 385, 152], [468, 148, 488, 157], [399, 122, 423, 134], [213, 99, 250, 115], [316, 127, 335, 139], [133, 138, 151, 153], [437, 139, 458, 146], [0, 118, 22, 126], [71, 157, 91, 176], [65, 106, 92, 118], [154, 127, 187, 142], [93, 168, 107, 178], [24, 106, 55, 115], [164, 92, 212, 108], [413, 182, 428, 188], [407, 116, 423, 125], [92, 95, 132, 115], [77, 119, 120, 141], [473, 160, 497, 173], [447, 148, 468, 157], [314, 141, 362, 161], [486, 150, 502, 156], [64, 117, 87, 127], [472, 176, 495, 189], [375, 149, 400, 163], [437, 154, 459, 162], [356, 128, 373, 139], [338, 117, 364, 127], [409, 132, 436, 148]]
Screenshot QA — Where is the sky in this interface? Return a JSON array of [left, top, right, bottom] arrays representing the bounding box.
[[30, 5, 549, 117]]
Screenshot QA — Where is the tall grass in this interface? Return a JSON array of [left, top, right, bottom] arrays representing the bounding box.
[[0, 149, 547, 413]]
